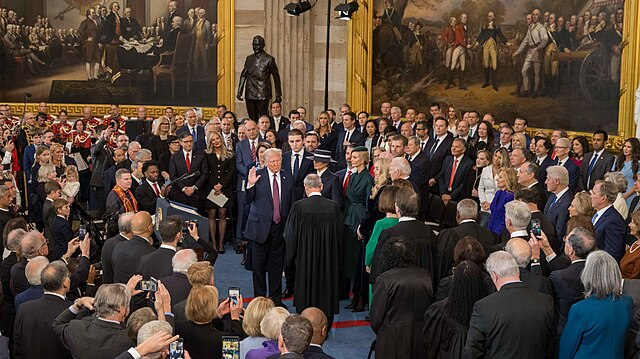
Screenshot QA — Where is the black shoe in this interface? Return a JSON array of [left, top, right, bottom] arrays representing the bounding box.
[[352, 296, 367, 312], [510, 90, 520, 96], [282, 287, 294, 299]]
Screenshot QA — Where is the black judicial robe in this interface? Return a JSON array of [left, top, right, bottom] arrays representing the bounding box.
[[284, 195, 343, 316]]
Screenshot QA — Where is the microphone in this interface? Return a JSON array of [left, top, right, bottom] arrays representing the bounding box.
[[183, 171, 200, 180], [23, 92, 32, 97], [164, 171, 201, 188]]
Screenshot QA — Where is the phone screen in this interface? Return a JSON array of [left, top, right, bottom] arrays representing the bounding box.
[[531, 219, 542, 237], [169, 339, 184, 359], [222, 336, 240, 359], [78, 225, 86, 241], [228, 287, 240, 306]]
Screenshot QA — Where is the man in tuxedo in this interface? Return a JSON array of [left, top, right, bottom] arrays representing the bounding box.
[[309, 149, 342, 205], [465, 251, 555, 358], [425, 117, 454, 192], [168, 132, 208, 209], [244, 148, 294, 307], [135, 161, 164, 214], [534, 136, 554, 185], [111, 211, 155, 284], [269, 101, 289, 134], [101, 212, 134, 284], [517, 162, 548, 213], [435, 199, 498, 283], [235, 120, 265, 250], [433, 138, 474, 201], [370, 188, 436, 286], [505, 238, 552, 295], [300, 308, 335, 359], [581, 129, 615, 191], [14, 261, 73, 359], [282, 129, 314, 201], [176, 109, 206, 152], [137, 215, 183, 280], [335, 112, 365, 170], [160, 249, 197, 307], [590, 180, 626, 261], [543, 165, 573, 242], [553, 137, 580, 192]]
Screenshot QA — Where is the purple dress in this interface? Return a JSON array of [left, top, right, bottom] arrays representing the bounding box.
[[245, 340, 279, 359]]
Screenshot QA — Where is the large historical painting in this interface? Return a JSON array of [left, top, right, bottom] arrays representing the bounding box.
[[0, 0, 218, 106], [372, 0, 624, 133]]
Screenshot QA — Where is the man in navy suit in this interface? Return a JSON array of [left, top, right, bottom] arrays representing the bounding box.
[[334, 112, 365, 170], [580, 130, 615, 191], [590, 180, 627, 261], [278, 110, 314, 145], [175, 109, 206, 152], [425, 117, 454, 193], [235, 119, 266, 250], [534, 136, 554, 186], [300, 307, 336, 358], [433, 138, 474, 201], [168, 132, 208, 210], [269, 101, 290, 134], [308, 150, 342, 206], [244, 148, 294, 306], [282, 129, 314, 201], [543, 165, 574, 243], [553, 137, 580, 193]]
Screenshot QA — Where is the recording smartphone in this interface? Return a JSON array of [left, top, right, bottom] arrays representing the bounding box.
[[137, 277, 158, 292], [169, 338, 184, 359], [222, 336, 240, 359], [78, 225, 86, 241], [531, 219, 542, 237], [228, 287, 240, 306]]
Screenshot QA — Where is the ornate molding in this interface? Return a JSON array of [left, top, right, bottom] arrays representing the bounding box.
[[2, 103, 216, 119]]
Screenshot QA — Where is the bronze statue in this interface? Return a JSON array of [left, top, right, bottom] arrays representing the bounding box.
[[237, 36, 282, 121]]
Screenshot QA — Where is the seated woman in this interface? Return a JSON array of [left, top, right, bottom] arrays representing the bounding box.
[[245, 307, 290, 359], [50, 198, 74, 261], [239, 297, 275, 359], [176, 285, 244, 359]]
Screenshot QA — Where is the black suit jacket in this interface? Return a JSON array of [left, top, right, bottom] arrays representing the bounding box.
[[176, 125, 206, 152], [543, 190, 574, 242], [270, 116, 290, 133], [111, 235, 154, 284], [519, 267, 552, 296], [408, 150, 430, 191], [424, 133, 454, 181], [537, 156, 555, 185], [168, 150, 208, 206], [580, 150, 615, 190], [137, 247, 176, 280], [50, 216, 73, 261], [370, 220, 436, 286], [465, 282, 556, 358], [43, 198, 56, 241], [436, 155, 474, 199], [14, 293, 73, 359], [549, 260, 585, 335], [529, 182, 548, 214], [282, 150, 314, 201], [101, 234, 128, 284], [302, 345, 335, 359], [335, 127, 365, 170], [317, 169, 343, 206], [160, 272, 192, 308], [554, 158, 580, 193], [135, 180, 163, 214]]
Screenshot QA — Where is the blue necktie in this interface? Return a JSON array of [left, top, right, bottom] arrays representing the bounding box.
[[592, 212, 599, 224], [586, 153, 599, 187], [549, 195, 557, 209], [293, 154, 300, 178], [191, 127, 196, 141]]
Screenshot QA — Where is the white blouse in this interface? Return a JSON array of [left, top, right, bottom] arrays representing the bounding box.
[[478, 165, 498, 211]]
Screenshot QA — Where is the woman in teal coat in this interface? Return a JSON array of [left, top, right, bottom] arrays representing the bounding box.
[[559, 250, 633, 359], [343, 146, 374, 309]]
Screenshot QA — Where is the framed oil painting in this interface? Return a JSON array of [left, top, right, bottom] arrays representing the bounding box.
[[371, 0, 624, 134]]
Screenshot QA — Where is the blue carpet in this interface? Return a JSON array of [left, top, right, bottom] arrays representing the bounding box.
[[214, 245, 376, 358]]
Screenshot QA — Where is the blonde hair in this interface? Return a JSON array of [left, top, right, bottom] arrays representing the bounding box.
[[512, 133, 527, 149], [499, 167, 519, 192], [64, 165, 79, 181], [260, 307, 290, 340], [185, 285, 218, 323], [206, 130, 232, 159], [242, 297, 275, 337], [48, 143, 66, 168], [371, 157, 391, 198], [186, 261, 213, 287], [154, 116, 170, 135], [37, 163, 56, 183], [572, 192, 595, 217]]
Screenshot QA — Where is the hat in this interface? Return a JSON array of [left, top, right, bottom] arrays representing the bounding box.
[[306, 149, 336, 163], [352, 146, 368, 153]]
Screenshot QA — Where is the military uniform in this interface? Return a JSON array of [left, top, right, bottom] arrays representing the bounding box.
[[477, 21, 507, 90], [515, 21, 549, 97], [447, 22, 469, 90], [542, 23, 561, 98]]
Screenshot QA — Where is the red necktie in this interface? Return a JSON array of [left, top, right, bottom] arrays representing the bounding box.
[[251, 141, 256, 162], [185, 152, 191, 171], [115, 15, 121, 36], [152, 182, 160, 197], [448, 158, 458, 190], [272, 174, 281, 224], [343, 170, 352, 195]]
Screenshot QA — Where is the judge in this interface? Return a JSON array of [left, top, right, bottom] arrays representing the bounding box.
[[284, 174, 343, 329]]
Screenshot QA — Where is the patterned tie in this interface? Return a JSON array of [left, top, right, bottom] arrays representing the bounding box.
[[592, 212, 599, 225], [185, 152, 191, 171], [272, 174, 281, 224], [251, 141, 256, 162], [448, 158, 458, 190]]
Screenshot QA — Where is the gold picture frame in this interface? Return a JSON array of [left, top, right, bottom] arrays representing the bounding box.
[[346, 0, 637, 149], [4, 0, 235, 118]]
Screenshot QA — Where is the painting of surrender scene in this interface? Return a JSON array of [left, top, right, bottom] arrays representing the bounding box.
[[371, 0, 624, 133], [0, 0, 218, 106]]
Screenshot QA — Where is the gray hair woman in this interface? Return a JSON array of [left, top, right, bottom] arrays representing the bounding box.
[[604, 171, 629, 218], [559, 251, 632, 358]]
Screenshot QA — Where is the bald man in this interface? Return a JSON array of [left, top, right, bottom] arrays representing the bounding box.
[[301, 307, 335, 359], [505, 238, 552, 295], [111, 211, 155, 283]]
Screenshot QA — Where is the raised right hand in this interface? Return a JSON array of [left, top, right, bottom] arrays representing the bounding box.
[[248, 167, 261, 186]]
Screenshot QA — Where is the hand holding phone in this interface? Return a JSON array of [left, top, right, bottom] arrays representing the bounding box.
[[169, 338, 184, 359], [531, 219, 541, 237], [228, 287, 240, 306], [78, 225, 86, 241]]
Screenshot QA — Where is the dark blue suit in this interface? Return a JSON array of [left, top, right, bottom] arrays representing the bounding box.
[[537, 156, 555, 186], [543, 190, 574, 245], [244, 168, 294, 301], [14, 285, 43, 310], [176, 125, 206, 152], [334, 127, 365, 170], [593, 206, 626, 261], [317, 169, 343, 206], [235, 138, 266, 244], [554, 158, 580, 193], [436, 155, 474, 200], [282, 150, 314, 201]]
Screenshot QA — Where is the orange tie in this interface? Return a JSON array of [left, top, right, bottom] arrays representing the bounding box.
[[448, 158, 458, 190]]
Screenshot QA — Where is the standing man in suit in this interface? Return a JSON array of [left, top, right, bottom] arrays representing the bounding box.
[[544, 165, 574, 242], [335, 112, 365, 170], [137, 215, 183, 280], [464, 251, 555, 358], [553, 137, 580, 192], [165, 1, 181, 36], [433, 138, 474, 202], [534, 136, 554, 185], [160, 250, 198, 307], [235, 119, 265, 250], [101, 212, 134, 284], [581, 129, 615, 191], [244, 148, 294, 307], [221, 116, 239, 151], [135, 161, 164, 214], [282, 129, 314, 202], [90, 126, 115, 215], [300, 308, 335, 359], [269, 102, 289, 134], [405, 136, 430, 218], [168, 132, 208, 210], [515, 188, 558, 254], [176, 109, 206, 152], [425, 117, 454, 192], [517, 162, 548, 213], [105, 169, 138, 224], [590, 180, 626, 261], [111, 211, 155, 284], [309, 150, 342, 206], [14, 261, 73, 359]]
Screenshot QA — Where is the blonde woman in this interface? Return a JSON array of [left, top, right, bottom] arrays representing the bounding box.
[[239, 297, 275, 359], [149, 115, 171, 160], [205, 131, 236, 253], [170, 114, 185, 135], [568, 191, 595, 218], [370, 157, 391, 199], [315, 111, 337, 154], [48, 143, 67, 176], [488, 167, 519, 235]]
